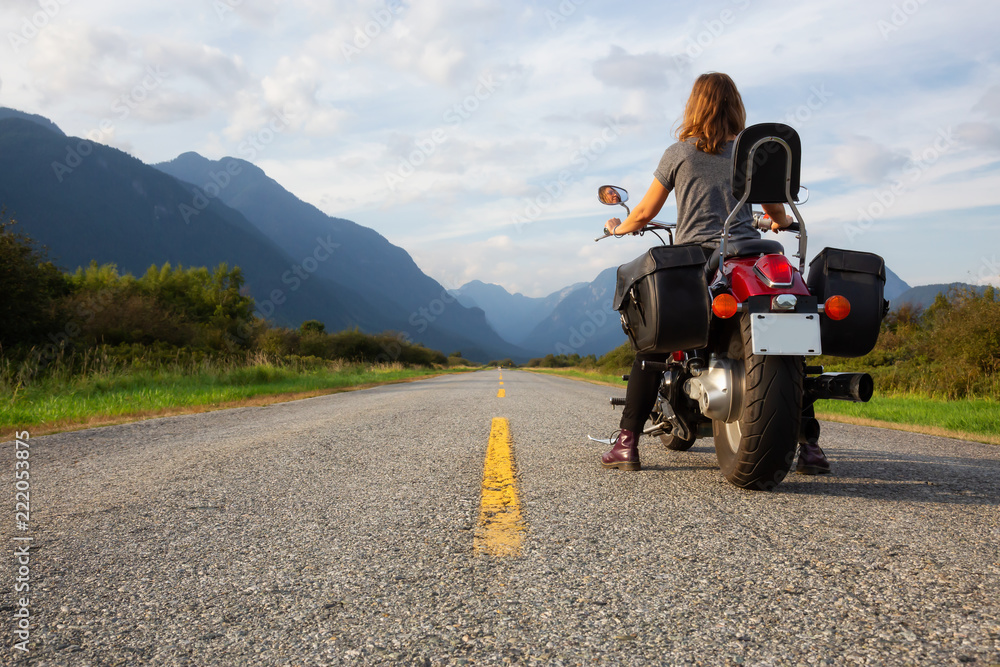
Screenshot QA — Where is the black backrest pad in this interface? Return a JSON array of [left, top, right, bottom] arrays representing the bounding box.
[[732, 123, 801, 204]]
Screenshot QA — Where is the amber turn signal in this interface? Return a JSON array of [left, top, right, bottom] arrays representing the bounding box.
[[824, 295, 851, 321], [712, 293, 739, 319]]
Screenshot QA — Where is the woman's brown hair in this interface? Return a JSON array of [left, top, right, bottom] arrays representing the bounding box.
[[676, 72, 746, 155]]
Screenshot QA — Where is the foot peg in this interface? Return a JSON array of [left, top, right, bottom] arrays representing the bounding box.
[[609, 397, 626, 408]]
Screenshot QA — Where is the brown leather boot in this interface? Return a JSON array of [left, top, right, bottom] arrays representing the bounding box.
[[796, 408, 830, 475], [796, 441, 831, 475], [601, 429, 640, 471]]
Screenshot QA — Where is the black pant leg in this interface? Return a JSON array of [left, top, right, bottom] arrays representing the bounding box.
[[619, 352, 669, 434]]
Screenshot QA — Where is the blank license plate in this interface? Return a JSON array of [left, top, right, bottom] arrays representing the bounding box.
[[749, 313, 822, 356]]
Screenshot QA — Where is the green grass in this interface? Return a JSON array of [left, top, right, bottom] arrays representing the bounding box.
[[523, 367, 628, 386], [815, 394, 1000, 439], [1, 362, 462, 436]]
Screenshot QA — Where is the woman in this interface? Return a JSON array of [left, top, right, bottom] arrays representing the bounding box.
[[600, 72, 830, 474]]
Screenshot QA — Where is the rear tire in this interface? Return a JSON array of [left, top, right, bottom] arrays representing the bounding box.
[[712, 313, 803, 490]]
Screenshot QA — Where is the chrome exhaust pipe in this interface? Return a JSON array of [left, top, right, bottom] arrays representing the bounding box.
[[804, 372, 874, 403]]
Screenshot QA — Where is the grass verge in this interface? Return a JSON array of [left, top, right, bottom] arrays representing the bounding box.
[[815, 394, 1000, 445], [1, 363, 468, 440], [522, 367, 627, 387], [527, 368, 999, 445]]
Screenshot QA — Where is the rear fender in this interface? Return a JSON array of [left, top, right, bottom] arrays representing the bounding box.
[[724, 255, 811, 302]]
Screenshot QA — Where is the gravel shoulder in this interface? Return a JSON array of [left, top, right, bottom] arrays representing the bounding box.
[[2, 370, 998, 665]]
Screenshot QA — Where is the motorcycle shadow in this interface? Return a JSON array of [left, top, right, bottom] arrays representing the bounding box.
[[776, 447, 1000, 506], [643, 443, 719, 473]]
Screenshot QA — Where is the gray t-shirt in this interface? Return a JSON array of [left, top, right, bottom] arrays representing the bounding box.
[[653, 138, 757, 248]]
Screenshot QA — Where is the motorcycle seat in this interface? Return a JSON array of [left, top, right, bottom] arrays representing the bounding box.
[[705, 238, 785, 276]]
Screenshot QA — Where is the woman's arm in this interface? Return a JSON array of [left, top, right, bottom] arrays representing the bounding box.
[[761, 203, 790, 232], [605, 179, 671, 235]]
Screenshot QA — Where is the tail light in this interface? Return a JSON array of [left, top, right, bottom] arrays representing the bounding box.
[[672, 350, 686, 362], [753, 255, 795, 288], [712, 293, 739, 319], [824, 295, 851, 320]]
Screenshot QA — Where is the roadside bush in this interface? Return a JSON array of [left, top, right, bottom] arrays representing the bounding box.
[[598, 342, 636, 375], [0, 215, 72, 350], [65, 262, 256, 351]]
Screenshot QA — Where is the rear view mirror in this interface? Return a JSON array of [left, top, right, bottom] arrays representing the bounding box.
[[598, 185, 628, 205]]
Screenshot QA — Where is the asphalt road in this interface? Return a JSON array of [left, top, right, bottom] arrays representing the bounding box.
[[2, 370, 998, 666]]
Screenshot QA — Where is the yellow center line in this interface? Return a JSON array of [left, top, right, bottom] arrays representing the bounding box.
[[497, 388, 505, 397], [474, 417, 524, 558]]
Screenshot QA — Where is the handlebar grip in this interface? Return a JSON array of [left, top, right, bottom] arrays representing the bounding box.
[[752, 212, 800, 233]]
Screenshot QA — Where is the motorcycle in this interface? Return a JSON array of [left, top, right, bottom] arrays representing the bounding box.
[[593, 123, 887, 491]]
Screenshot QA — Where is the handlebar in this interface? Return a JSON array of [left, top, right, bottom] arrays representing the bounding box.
[[596, 220, 675, 242], [752, 211, 800, 233], [597, 215, 798, 242]]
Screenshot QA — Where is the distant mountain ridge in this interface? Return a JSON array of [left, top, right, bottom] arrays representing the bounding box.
[[453, 270, 625, 357], [154, 152, 531, 361], [0, 108, 529, 362], [450, 280, 587, 346], [884, 267, 910, 302], [519, 267, 625, 356], [893, 282, 988, 310], [0, 108, 65, 136]]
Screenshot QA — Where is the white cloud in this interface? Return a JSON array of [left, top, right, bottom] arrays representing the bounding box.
[[957, 122, 1000, 153], [592, 45, 687, 90], [830, 136, 910, 184], [1, 0, 999, 297], [972, 84, 1000, 118]]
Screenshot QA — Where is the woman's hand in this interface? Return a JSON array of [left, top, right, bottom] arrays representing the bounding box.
[[761, 203, 790, 233], [606, 217, 622, 234]]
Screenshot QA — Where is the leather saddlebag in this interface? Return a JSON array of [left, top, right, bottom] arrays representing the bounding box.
[[613, 245, 711, 354], [806, 247, 889, 357]]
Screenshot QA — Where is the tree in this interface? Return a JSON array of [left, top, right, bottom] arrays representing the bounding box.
[[0, 214, 70, 350], [300, 320, 326, 335]]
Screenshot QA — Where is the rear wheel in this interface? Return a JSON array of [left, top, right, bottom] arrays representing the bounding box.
[[712, 313, 803, 490]]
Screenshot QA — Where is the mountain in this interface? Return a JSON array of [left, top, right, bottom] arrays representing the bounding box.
[[884, 267, 910, 302], [0, 108, 65, 136], [0, 111, 527, 361], [0, 116, 364, 332], [892, 282, 988, 310], [518, 267, 626, 357], [154, 152, 530, 362], [450, 280, 586, 346]]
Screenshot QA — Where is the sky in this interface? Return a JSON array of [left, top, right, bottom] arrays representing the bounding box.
[[2, 0, 999, 297]]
